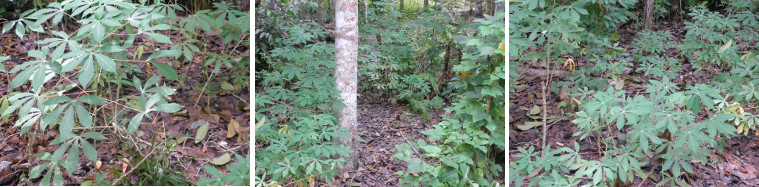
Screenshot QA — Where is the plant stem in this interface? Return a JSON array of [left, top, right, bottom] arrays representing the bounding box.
[[195, 69, 217, 108], [542, 22, 552, 149]]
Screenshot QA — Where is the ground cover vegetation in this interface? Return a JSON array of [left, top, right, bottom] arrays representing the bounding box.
[[510, 0, 759, 186], [0, 0, 250, 185], [255, 0, 505, 186]]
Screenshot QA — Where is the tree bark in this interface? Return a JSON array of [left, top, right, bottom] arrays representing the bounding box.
[[644, 0, 654, 30], [474, 0, 482, 17], [335, 0, 360, 175], [439, 0, 443, 8], [400, 0, 404, 10], [424, 0, 429, 8]]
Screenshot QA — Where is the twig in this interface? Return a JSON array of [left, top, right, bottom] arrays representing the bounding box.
[[111, 145, 158, 185], [399, 131, 420, 156], [636, 169, 656, 187], [194, 69, 217, 108]]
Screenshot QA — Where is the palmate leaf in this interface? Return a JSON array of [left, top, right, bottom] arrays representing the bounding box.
[[630, 121, 664, 152], [698, 113, 736, 138], [685, 84, 723, 109]]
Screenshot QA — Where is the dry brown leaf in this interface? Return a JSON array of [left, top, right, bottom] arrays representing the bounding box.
[[226, 120, 241, 138]]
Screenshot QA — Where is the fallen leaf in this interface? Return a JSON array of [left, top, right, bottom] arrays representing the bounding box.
[[516, 121, 542, 131], [195, 122, 210, 144], [96, 160, 102, 169], [255, 117, 266, 130], [529, 105, 540, 115], [121, 163, 127, 173], [190, 120, 207, 129], [210, 153, 231, 165], [221, 81, 235, 91], [227, 119, 241, 138]]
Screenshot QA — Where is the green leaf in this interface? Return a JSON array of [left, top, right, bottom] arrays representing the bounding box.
[[60, 107, 75, 136], [81, 132, 107, 140], [210, 153, 231, 165], [40, 169, 52, 185], [150, 61, 178, 81], [81, 180, 93, 186], [78, 56, 95, 87], [144, 32, 172, 44], [128, 112, 145, 135], [154, 103, 182, 113], [30, 162, 50, 178], [80, 140, 98, 161], [77, 95, 106, 105], [94, 54, 116, 72], [203, 165, 223, 178], [0, 56, 8, 72], [195, 122, 209, 144], [44, 96, 72, 106], [91, 23, 105, 43], [53, 168, 64, 186], [64, 144, 79, 173], [75, 104, 92, 129]]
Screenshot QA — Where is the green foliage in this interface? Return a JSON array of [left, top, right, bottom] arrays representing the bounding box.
[[393, 9, 505, 186], [255, 21, 353, 184], [1, 0, 248, 185], [197, 154, 251, 186], [359, 0, 449, 117], [680, 5, 740, 68], [115, 134, 190, 186], [632, 30, 674, 56], [515, 78, 738, 185], [636, 55, 680, 78]]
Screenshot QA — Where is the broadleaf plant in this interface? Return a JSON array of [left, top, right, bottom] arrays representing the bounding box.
[[0, 0, 249, 185]]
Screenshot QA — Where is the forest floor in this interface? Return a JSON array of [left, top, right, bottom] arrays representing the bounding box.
[[0, 20, 250, 185], [324, 97, 448, 186], [510, 18, 759, 186]]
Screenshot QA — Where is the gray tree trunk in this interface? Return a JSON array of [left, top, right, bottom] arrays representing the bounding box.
[[644, 0, 654, 30], [474, 0, 482, 16], [424, 0, 429, 7], [335, 0, 360, 175]]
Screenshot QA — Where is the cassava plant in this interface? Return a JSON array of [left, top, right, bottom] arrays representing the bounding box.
[[393, 8, 505, 186], [0, 0, 249, 185]]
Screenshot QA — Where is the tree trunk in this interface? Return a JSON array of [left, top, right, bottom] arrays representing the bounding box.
[[424, 0, 429, 8], [488, 0, 495, 15], [316, 0, 325, 28], [400, 0, 404, 10], [644, 0, 654, 30], [474, 0, 482, 17], [335, 0, 360, 176], [439, 0, 443, 8], [364, 0, 368, 24]]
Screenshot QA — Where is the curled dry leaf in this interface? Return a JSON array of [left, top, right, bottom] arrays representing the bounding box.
[[95, 160, 102, 169], [226, 119, 241, 138]]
